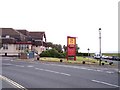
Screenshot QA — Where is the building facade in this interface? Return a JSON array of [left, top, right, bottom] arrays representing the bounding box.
[[0, 28, 47, 56]]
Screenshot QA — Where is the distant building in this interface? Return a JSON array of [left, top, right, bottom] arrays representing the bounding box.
[[0, 28, 47, 56]]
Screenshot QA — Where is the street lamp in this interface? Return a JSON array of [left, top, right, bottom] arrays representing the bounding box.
[[87, 48, 90, 64], [99, 28, 102, 65], [87, 48, 90, 57]]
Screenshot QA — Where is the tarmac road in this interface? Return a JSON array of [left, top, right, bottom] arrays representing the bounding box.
[[1, 57, 120, 89]]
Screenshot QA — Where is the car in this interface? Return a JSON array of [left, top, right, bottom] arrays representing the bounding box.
[[94, 53, 101, 59], [108, 56, 113, 60]]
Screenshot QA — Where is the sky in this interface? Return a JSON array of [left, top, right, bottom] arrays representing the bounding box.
[[0, 0, 119, 53]]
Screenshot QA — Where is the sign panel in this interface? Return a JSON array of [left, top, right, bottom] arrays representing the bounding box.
[[67, 36, 76, 61]]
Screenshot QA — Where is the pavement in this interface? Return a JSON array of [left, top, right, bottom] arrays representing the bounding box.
[[1, 57, 120, 89]]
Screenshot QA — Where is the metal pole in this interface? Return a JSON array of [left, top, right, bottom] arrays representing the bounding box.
[[87, 48, 90, 64], [99, 28, 102, 66]]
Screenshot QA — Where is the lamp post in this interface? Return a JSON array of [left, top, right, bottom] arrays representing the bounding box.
[[87, 48, 90, 57], [87, 48, 90, 64], [99, 28, 102, 66]]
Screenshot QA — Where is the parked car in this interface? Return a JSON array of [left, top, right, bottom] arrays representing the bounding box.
[[108, 56, 113, 60], [94, 53, 101, 59], [112, 56, 120, 61]]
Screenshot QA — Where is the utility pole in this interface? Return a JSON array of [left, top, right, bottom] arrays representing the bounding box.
[[87, 48, 90, 64], [99, 28, 102, 66], [87, 48, 90, 57]]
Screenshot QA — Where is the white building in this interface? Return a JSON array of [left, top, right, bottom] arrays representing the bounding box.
[[0, 28, 47, 56]]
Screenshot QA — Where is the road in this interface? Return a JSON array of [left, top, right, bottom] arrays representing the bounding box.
[[1, 57, 120, 89]]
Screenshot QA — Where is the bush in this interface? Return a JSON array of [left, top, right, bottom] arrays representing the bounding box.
[[77, 53, 89, 56], [40, 48, 66, 58]]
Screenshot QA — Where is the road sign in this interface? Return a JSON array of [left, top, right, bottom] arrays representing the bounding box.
[[67, 36, 76, 61]]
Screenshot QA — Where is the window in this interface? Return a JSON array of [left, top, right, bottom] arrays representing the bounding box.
[[16, 45, 19, 50], [17, 44, 29, 50], [3, 44, 8, 50]]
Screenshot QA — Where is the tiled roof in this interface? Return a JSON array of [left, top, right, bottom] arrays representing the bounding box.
[[29, 32, 45, 40], [17, 29, 29, 36], [1, 38, 16, 44], [0, 28, 47, 46], [0, 28, 26, 41]]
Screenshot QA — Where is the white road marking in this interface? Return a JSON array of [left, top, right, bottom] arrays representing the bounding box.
[[92, 80, 119, 88], [15, 65, 24, 67], [27, 65, 34, 67], [0, 75, 27, 90], [3, 63, 24, 67], [35, 68, 71, 76], [2, 63, 13, 66], [42, 63, 115, 74], [3, 59, 10, 61], [106, 71, 114, 74], [11, 60, 13, 61]]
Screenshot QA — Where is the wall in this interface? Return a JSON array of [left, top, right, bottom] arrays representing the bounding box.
[[0, 44, 32, 56]]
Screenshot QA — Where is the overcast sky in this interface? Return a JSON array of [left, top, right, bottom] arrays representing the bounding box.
[[0, 0, 119, 53]]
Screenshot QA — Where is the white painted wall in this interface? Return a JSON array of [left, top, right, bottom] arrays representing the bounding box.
[[0, 44, 32, 56]]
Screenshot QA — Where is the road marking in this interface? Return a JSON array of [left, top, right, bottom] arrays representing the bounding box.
[[3, 59, 10, 61], [27, 65, 34, 67], [35, 68, 71, 76], [15, 65, 24, 67], [42, 63, 115, 74], [106, 71, 114, 74], [92, 80, 119, 87], [2, 63, 13, 66], [0, 75, 27, 90], [11, 60, 13, 61]]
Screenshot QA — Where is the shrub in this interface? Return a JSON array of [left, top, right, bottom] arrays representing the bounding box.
[[40, 48, 66, 58]]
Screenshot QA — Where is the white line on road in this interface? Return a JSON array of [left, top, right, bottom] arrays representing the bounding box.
[[42, 63, 115, 74], [3, 63, 24, 67], [92, 80, 119, 88], [35, 68, 71, 76], [15, 65, 24, 67], [0, 75, 27, 90], [106, 71, 114, 74], [2, 63, 13, 65], [27, 65, 34, 67]]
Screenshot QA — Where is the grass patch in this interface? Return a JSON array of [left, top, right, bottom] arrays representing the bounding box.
[[40, 56, 100, 65]]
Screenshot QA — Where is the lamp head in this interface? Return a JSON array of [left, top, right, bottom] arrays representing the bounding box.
[[99, 28, 101, 30]]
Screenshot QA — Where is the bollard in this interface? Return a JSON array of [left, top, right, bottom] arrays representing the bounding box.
[[101, 63, 104, 65], [37, 57, 39, 60], [82, 61, 85, 64], [60, 59, 63, 62], [105, 61, 107, 63], [109, 62, 113, 65]]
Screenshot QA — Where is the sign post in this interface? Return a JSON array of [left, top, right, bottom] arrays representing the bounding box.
[[67, 36, 76, 61]]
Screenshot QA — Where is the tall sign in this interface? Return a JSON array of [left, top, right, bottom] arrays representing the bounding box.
[[67, 36, 76, 61]]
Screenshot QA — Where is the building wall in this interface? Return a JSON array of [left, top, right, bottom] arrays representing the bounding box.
[[0, 44, 18, 56], [0, 44, 32, 56], [32, 46, 46, 54]]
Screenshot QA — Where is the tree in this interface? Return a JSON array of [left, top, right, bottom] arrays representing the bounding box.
[[76, 44, 80, 54], [46, 42, 53, 48], [63, 45, 67, 52], [52, 44, 63, 53]]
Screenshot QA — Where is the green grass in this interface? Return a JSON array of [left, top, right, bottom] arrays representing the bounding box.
[[40, 56, 100, 65], [102, 53, 119, 56]]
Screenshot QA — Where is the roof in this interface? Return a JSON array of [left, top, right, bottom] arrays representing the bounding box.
[[0, 28, 47, 45], [1, 38, 16, 44], [29, 32, 46, 41], [0, 28, 26, 41], [1, 28, 20, 36], [17, 29, 29, 36]]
